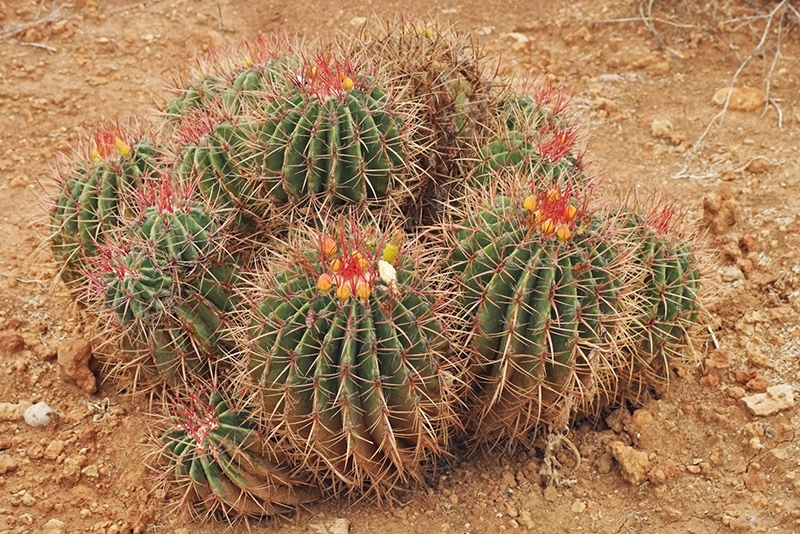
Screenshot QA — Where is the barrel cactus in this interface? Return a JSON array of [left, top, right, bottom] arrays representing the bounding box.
[[157, 386, 317, 519], [471, 88, 586, 188], [50, 126, 161, 283], [251, 55, 407, 205], [448, 183, 625, 441], [246, 222, 460, 490], [613, 205, 703, 391]]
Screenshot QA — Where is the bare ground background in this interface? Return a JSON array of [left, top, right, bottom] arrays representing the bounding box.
[[0, 0, 799, 532]]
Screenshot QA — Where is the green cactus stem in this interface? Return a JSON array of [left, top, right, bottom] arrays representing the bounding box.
[[160, 388, 317, 518], [449, 185, 624, 440], [247, 224, 457, 489], [254, 57, 405, 204]]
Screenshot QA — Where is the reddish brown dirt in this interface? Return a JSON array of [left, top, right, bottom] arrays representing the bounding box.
[[1, 0, 799, 533]]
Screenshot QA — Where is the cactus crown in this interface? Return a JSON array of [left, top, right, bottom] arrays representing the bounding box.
[[521, 183, 588, 242], [293, 55, 365, 101]]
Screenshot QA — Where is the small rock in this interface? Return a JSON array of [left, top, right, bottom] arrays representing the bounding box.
[[42, 519, 66, 534], [596, 453, 614, 474], [745, 471, 770, 493], [736, 369, 759, 384], [543, 485, 558, 502], [743, 385, 794, 416], [663, 507, 682, 521], [23, 401, 57, 427], [63, 457, 82, 481], [309, 518, 350, 534], [82, 464, 99, 478], [745, 347, 772, 369], [20, 492, 35, 506], [505, 32, 530, 51], [57, 339, 97, 393], [703, 190, 739, 235], [0, 330, 23, 352], [0, 453, 18, 474], [719, 265, 743, 283], [610, 441, 650, 485], [746, 376, 770, 393], [650, 118, 674, 139], [728, 386, 746, 399], [0, 400, 33, 421], [631, 409, 653, 428], [745, 158, 770, 174], [571, 500, 586, 513], [44, 440, 65, 460], [704, 349, 731, 375], [712, 87, 766, 112]]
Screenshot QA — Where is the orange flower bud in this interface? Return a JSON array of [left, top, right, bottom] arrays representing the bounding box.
[[356, 281, 371, 300], [556, 223, 571, 242], [322, 237, 337, 257], [336, 283, 352, 301], [546, 188, 561, 202], [317, 273, 333, 292], [564, 204, 577, 220], [352, 252, 368, 270]]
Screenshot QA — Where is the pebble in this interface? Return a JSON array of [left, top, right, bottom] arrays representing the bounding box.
[[23, 401, 57, 427], [719, 265, 744, 283], [712, 87, 766, 112], [610, 441, 650, 485], [543, 485, 558, 502], [650, 118, 674, 139], [309, 518, 350, 534], [44, 440, 65, 460], [743, 385, 794, 416], [0, 454, 18, 474], [42, 519, 66, 534]]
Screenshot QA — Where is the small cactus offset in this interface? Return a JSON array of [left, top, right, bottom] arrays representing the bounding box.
[[50, 124, 161, 283], [610, 203, 704, 395], [172, 113, 267, 227], [471, 85, 586, 188], [448, 179, 626, 441], [250, 55, 407, 205], [156, 385, 317, 519], [246, 221, 460, 491], [162, 33, 295, 123]]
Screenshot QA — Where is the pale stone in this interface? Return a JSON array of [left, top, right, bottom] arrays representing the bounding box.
[[743, 385, 794, 416]]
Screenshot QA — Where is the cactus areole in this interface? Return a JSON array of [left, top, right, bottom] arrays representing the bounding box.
[[248, 227, 455, 486]]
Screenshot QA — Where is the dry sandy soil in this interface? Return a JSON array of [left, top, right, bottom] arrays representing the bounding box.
[[1, 0, 799, 532]]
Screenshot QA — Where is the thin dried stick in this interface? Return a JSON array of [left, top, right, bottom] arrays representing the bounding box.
[[0, 1, 67, 40], [108, 0, 165, 14], [640, 0, 687, 59]]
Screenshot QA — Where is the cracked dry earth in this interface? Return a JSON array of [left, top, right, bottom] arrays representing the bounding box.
[[1, 0, 800, 533]]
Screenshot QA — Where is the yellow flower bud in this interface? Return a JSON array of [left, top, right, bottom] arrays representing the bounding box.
[[342, 76, 354, 91], [243, 55, 254, 68], [356, 281, 371, 300], [336, 283, 352, 301], [564, 204, 577, 220], [523, 195, 537, 212], [90, 148, 103, 163], [115, 138, 132, 158], [533, 209, 543, 225], [556, 223, 571, 242], [540, 218, 555, 234], [382, 243, 400, 264], [352, 252, 368, 270], [331, 258, 342, 272], [317, 273, 333, 292]]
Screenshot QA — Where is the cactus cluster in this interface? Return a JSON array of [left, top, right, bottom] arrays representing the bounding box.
[[45, 18, 708, 524]]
